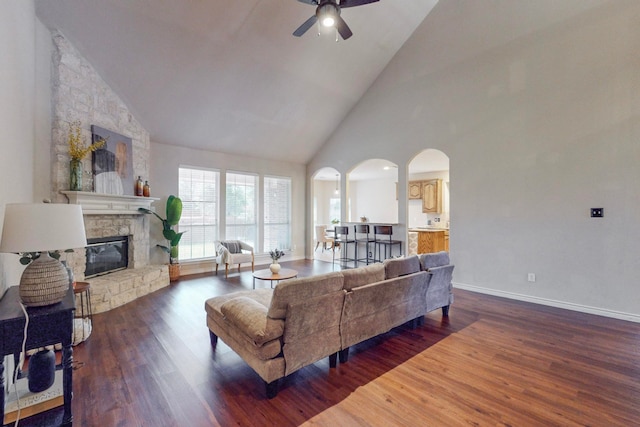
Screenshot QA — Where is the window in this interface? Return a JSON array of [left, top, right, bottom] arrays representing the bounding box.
[[329, 198, 340, 224], [264, 176, 291, 251], [226, 172, 257, 248], [178, 167, 219, 260]]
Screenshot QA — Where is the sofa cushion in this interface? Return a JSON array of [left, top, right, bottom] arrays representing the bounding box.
[[420, 251, 450, 270], [282, 291, 344, 375], [207, 312, 282, 360], [341, 263, 385, 291], [205, 289, 273, 318], [383, 255, 421, 279], [267, 272, 344, 319], [340, 271, 430, 349], [220, 296, 284, 345]]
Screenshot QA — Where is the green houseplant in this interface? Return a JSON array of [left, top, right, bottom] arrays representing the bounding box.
[[139, 195, 185, 281]]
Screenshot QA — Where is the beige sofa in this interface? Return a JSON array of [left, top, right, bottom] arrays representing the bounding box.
[[205, 271, 345, 398], [339, 256, 429, 362], [204, 254, 454, 398]]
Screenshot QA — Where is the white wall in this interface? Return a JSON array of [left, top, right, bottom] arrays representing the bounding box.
[[0, 1, 39, 295], [150, 142, 307, 268], [349, 178, 398, 224], [309, 0, 640, 321]]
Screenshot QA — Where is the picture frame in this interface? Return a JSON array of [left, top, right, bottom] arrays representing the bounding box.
[[91, 125, 134, 196]]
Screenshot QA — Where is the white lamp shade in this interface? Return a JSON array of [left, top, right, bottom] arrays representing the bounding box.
[[0, 203, 87, 253]]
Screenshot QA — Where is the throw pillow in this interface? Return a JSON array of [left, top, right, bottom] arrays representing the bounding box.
[[222, 241, 241, 254]]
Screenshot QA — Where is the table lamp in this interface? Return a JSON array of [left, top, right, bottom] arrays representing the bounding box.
[[0, 202, 87, 306]]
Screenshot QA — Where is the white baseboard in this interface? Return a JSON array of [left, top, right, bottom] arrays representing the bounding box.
[[453, 281, 640, 324], [179, 255, 306, 277]]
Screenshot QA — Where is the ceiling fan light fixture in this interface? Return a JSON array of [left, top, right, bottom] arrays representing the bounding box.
[[317, 3, 339, 28], [294, 0, 379, 40], [321, 16, 335, 27]]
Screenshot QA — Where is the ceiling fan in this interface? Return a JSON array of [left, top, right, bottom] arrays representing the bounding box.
[[293, 0, 380, 40]]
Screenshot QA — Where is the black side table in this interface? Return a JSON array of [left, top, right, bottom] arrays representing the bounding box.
[[0, 286, 75, 426]]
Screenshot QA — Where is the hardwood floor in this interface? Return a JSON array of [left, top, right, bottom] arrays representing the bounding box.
[[9, 259, 640, 426]]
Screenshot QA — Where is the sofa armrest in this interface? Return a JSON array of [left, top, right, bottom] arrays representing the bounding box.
[[220, 297, 284, 345], [427, 265, 454, 290]]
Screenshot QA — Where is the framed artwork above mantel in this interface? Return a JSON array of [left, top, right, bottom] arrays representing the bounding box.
[[91, 125, 134, 196]]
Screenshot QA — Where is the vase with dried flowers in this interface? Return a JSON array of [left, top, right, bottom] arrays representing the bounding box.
[[67, 121, 106, 191], [269, 248, 285, 274]]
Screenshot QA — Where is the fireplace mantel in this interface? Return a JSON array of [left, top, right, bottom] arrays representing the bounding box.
[[61, 191, 159, 215]]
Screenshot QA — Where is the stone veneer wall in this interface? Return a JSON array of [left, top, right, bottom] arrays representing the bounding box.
[[50, 32, 150, 200], [49, 31, 169, 313]]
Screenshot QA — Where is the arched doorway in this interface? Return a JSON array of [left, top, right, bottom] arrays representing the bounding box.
[[347, 159, 398, 224], [312, 167, 340, 262], [407, 149, 450, 255]]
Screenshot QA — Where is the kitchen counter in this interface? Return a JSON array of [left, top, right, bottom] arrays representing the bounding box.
[[408, 228, 449, 253]]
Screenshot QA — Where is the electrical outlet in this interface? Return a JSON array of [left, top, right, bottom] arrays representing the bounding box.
[[527, 273, 536, 282], [590, 208, 603, 218]]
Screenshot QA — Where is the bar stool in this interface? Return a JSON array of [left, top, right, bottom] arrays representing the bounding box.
[[373, 225, 402, 262], [73, 281, 93, 343], [354, 224, 375, 265], [333, 226, 356, 268]]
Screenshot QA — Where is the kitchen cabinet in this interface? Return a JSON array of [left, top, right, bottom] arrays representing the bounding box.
[[416, 230, 446, 253], [444, 230, 449, 252], [408, 181, 422, 200], [422, 179, 442, 213]]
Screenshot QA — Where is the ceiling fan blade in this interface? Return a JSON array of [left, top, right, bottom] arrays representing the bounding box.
[[296, 0, 318, 4], [335, 16, 353, 40], [293, 15, 318, 37], [340, 0, 379, 8]]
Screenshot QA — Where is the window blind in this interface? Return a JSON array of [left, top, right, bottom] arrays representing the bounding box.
[[178, 167, 219, 260]]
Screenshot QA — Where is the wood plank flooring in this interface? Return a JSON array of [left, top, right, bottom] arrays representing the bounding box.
[[8, 259, 640, 426]]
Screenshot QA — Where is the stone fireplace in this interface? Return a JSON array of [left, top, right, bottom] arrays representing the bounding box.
[[60, 192, 169, 314], [45, 32, 169, 314]]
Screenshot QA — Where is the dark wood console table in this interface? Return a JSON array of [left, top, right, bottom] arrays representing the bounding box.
[[0, 286, 75, 426]]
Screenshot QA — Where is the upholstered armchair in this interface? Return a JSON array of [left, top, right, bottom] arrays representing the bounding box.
[[214, 240, 254, 278]]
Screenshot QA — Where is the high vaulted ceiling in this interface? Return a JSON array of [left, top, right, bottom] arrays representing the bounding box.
[[35, 0, 438, 164]]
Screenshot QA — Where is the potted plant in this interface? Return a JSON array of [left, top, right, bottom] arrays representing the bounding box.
[[268, 248, 285, 274], [139, 195, 185, 281]]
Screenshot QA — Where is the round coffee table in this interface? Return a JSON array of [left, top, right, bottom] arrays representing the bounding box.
[[252, 268, 298, 289]]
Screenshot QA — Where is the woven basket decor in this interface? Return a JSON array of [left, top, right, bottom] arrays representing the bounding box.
[[19, 256, 69, 307], [168, 263, 180, 282]]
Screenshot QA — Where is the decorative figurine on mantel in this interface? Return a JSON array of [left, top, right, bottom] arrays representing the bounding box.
[[135, 176, 144, 196]]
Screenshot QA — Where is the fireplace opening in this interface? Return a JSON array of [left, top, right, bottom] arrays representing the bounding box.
[[85, 236, 129, 278]]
